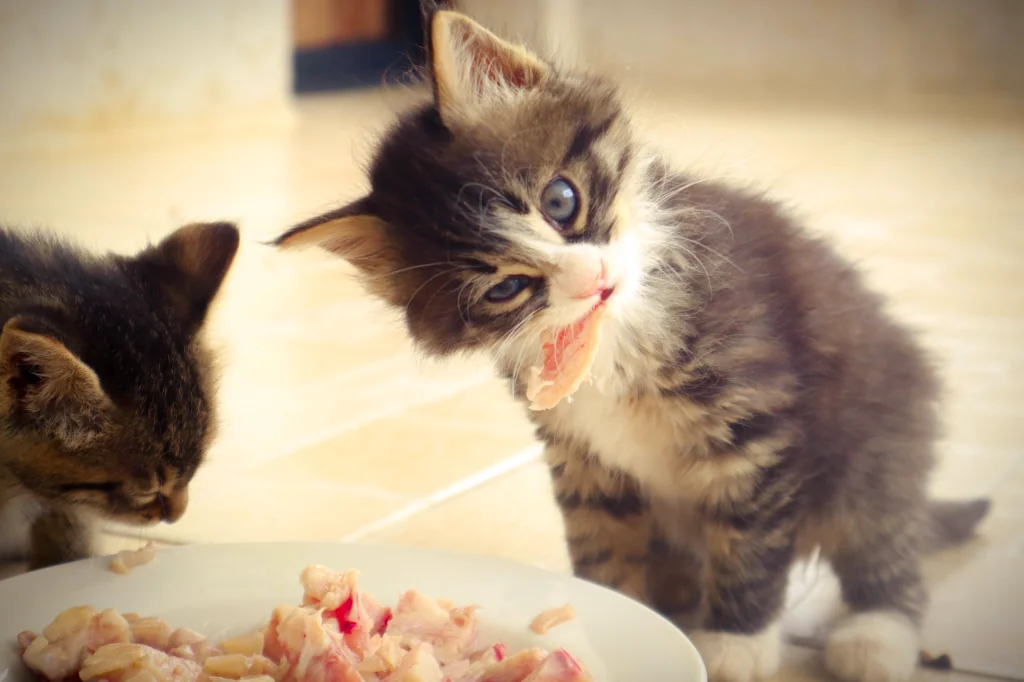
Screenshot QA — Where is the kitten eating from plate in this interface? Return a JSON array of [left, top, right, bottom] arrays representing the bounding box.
[[275, 10, 989, 682], [0, 223, 238, 570]]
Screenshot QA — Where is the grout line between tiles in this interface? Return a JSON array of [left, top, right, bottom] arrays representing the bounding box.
[[340, 442, 545, 542]]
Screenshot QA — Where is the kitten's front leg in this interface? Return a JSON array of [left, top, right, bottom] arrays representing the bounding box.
[[689, 462, 800, 682], [545, 441, 652, 603], [30, 506, 94, 570]]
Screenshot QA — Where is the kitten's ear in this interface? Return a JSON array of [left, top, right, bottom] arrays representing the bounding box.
[[0, 318, 110, 448], [429, 10, 550, 124], [133, 222, 240, 334], [273, 200, 398, 280]]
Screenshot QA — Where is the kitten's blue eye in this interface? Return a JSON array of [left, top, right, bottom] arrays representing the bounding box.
[[541, 177, 579, 227], [485, 275, 532, 303]]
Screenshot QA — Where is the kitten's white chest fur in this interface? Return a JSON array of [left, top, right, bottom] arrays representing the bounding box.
[[531, 301, 747, 508], [550, 382, 679, 491], [0, 487, 39, 560], [536, 318, 712, 501]]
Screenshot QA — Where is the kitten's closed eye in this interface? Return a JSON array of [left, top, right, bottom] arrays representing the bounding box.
[[485, 276, 535, 303], [57, 482, 118, 493]]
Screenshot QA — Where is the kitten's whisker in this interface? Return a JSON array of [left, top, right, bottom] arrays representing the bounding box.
[[455, 279, 476, 326], [414, 270, 481, 337], [404, 265, 464, 309], [455, 182, 505, 213], [362, 261, 460, 282], [494, 310, 541, 366], [496, 310, 543, 389], [509, 322, 542, 388]]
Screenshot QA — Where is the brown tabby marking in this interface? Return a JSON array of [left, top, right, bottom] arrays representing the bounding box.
[[274, 10, 989, 682], [0, 222, 238, 569]]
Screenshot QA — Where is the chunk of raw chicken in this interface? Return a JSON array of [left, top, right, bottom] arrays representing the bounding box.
[[78, 643, 201, 682], [165, 628, 221, 664], [202, 652, 279, 680], [21, 607, 132, 680], [522, 650, 592, 682], [386, 591, 478, 663], [445, 648, 548, 682], [109, 543, 158, 575], [263, 605, 363, 682], [528, 606, 576, 635], [217, 632, 265, 658], [299, 566, 392, 659], [130, 618, 172, 651], [381, 643, 444, 682], [526, 305, 607, 411], [18, 564, 596, 682]]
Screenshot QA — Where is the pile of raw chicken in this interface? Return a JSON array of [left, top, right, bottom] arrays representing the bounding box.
[[18, 565, 590, 682]]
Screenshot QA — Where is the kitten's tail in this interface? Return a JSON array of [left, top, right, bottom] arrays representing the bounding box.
[[923, 498, 991, 553]]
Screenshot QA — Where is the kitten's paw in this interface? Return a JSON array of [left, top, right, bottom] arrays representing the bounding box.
[[825, 611, 919, 682], [690, 623, 781, 682]]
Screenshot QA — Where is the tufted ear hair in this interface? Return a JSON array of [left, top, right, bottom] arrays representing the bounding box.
[[0, 317, 110, 448], [274, 198, 398, 277], [273, 198, 406, 304], [130, 222, 240, 336], [428, 10, 551, 126]]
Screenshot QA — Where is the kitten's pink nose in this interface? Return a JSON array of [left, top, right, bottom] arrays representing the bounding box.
[[574, 272, 606, 300], [564, 258, 608, 300]]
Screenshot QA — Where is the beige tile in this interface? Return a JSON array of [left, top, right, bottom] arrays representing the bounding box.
[[921, 459, 1024, 679], [252, 378, 537, 498], [784, 459, 1024, 679], [204, 350, 495, 473], [773, 644, 995, 682], [0, 88, 1021, 679], [362, 461, 572, 573], [116, 469, 406, 545]]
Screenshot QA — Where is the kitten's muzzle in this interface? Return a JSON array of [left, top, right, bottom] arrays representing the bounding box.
[[158, 488, 188, 523]]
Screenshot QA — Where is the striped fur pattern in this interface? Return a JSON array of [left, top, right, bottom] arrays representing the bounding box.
[[275, 11, 990, 682], [0, 223, 238, 569]]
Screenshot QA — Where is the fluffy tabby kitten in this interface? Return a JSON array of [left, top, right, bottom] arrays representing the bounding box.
[[275, 11, 989, 682], [0, 222, 238, 570]]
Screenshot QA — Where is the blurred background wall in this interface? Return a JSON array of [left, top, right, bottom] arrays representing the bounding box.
[[0, 0, 1020, 142], [459, 0, 1024, 104], [0, 0, 293, 138]]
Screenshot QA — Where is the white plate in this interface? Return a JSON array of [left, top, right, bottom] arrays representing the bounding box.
[[0, 542, 706, 681]]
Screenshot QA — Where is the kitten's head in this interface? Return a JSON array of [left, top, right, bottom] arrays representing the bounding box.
[[276, 11, 659, 368], [0, 222, 239, 526]]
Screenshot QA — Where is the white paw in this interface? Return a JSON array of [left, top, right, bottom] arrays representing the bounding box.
[[690, 623, 781, 682], [825, 611, 919, 682]]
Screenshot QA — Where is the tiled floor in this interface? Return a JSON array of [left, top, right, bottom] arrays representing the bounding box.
[[0, 88, 1021, 681]]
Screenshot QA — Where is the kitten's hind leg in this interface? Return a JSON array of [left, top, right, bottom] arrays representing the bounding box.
[[30, 506, 93, 570], [825, 514, 927, 682]]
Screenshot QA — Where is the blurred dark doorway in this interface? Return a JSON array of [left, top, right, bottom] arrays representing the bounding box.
[[292, 0, 430, 92]]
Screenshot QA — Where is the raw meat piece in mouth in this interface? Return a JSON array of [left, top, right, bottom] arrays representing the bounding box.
[[526, 303, 608, 411]]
